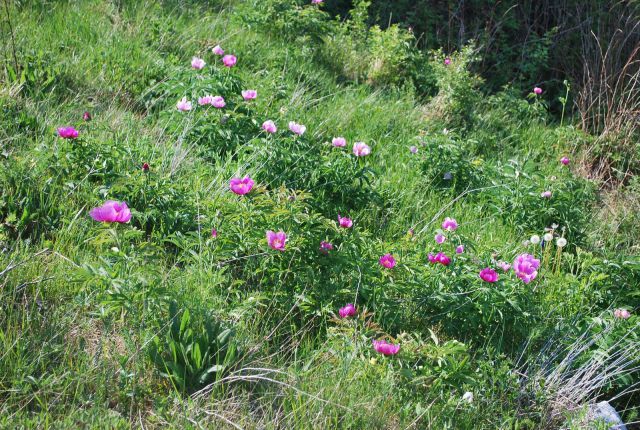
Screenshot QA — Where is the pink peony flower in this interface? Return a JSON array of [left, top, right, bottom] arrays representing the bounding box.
[[57, 126, 79, 139], [513, 253, 540, 284], [212, 45, 224, 56], [198, 95, 215, 106], [479, 268, 499, 283], [561, 156, 570, 165], [266, 230, 287, 251], [372, 340, 400, 356], [229, 176, 255, 195], [409, 146, 418, 154], [311, 0, 323, 3], [338, 215, 353, 228], [211, 228, 218, 238], [533, 87, 543, 95], [442, 217, 458, 231], [339, 303, 356, 318], [89, 201, 131, 223], [353, 141, 371, 157], [242, 90, 257, 100], [142, 162, 150, 172], [614, 308, 631, 319], [191, 57, 206, 70], [83, 111, 91, 121], [379, 253, 397, 269], [456, 245, 464, 254], [262, 120, 277, 133], [429, 252, 451, 266], [176, 97, 192, 111], [222, 55, 237, 67], [210, 96, 225, 108], [444, 57, 451, 66], [332, 137, 346, 147], [497, 261, 511, 271], [319, 241, 334, 253], [435, 233, 446, 244], [541, 191, 552, 198], [288, 121, 306, 136]]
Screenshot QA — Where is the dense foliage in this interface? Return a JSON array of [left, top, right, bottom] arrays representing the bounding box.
[[0, 0, 638, 428]]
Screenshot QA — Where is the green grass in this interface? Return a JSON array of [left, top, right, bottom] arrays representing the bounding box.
[[0, 0, 638, 428]]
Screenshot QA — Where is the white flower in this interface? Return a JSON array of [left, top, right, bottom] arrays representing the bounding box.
[[462, 391, 474, 403], [543, 233, 553, 242], [556, 237, 567, 247], [530, 235, 540, 245]]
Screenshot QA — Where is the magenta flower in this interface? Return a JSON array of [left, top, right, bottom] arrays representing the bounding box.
[[372, 340, 400, 356], [497, 261, 511, 271], [456, 245, 464, 254], [242, 90, 257, 100], [176, 97, 192, 111], [353, 141, 371, 157], [429, 252, 451, 266], [266, 230, 287, 251], [442, 217, 458, 231], [222, 55, 237, 67], [339, 303, 356, 318], [513, 253, 540, 284], [319, 241, 334, 253], [208, 96, 224, 108], [262, 120, 277, 133], [229, 176, 255, 195], [409, 146, 418, 154], [211, 228, 218, 238], [479, 268, 499, 283], [533, 87, 543, 95], [89, 201, 131, 223], [332, 137, 346, 147], [142, 162, 150, 172], [57, 126, 79, 139], [83, 111, 91, 121], [561, 156, 570, 165], [191, 56, 206, 70], [540, 191, 552, 198], [614, 309, 631, 319], [288, 121, 306, 136], [338, 215, 353, 228], [212, 45, 224, 56], [379, 253, 397, 269], [198, 95, 214, 106], [435, 233, 446, 244], [311, 0, 323, 3], [444, 57, 451, 66]]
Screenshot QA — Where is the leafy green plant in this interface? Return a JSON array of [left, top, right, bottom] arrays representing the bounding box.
[[149, 301, 242, 393]]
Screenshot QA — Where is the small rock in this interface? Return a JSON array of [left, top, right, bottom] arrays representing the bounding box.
[[587, 401, 627, 430]]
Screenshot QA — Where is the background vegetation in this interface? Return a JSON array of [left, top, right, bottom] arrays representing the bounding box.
[[0, 0, 638, 428]]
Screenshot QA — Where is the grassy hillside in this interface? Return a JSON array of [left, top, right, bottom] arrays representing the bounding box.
[[0, 1, 638, 428]]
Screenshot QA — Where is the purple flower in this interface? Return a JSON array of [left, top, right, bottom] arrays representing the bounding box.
[[379, 253, 397, 269], [58, 126, 79, 139], [191, 56, 206, 70], [561, 157, 570, 166], [541, 191, 552, 198], [229, 176, 255, 195], [338, 215, 353, 228], [442, 217, 458, 231], [614, 309, 631, 319], [262, 120, 277, 133], [497, 261, 511, 271], [353, 142, 371, 157], [89, 201, 131, 223], [222, 55, 237, 68], [372, 340, 400, 356], [176, 97, 192, 111], [479, 268, 499, 283], [513, 253, 540, 284], [266, 230, 286, 251], [319, 241, 334, 253], [211, 228, 218, 238], [82, 111, 91, 121], [212, 45, 224, 56], [456, 245, 464, 254], [533, 87, 543, 95], [242, 90, 257, 100], [339, 303, 356, 318], [332, 137, 346, 147], [444, 57, 451, 66], [288, 121, 306, 136], [435, 233, 446, 244]]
